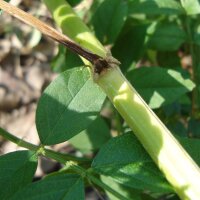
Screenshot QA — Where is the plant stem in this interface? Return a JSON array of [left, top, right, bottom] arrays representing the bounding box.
[[0, 0, 116, 74], [0, 127, 38, 151], [87, 173, 129, 200], [97, 67, 200, 200], [70, 165, 129, 200], [0, 2, 127, 198], [43, 1, 200, 199], [0, 0, 103, 65], [42, 0, 106, 59], [0, 127, 125, 198], [0, 127, 90, 163]]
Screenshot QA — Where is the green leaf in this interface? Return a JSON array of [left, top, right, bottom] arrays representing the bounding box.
[[0, 150, 38, 200], [91, 0, 128, 44], [128, 0, 184, 15], [162, 102, 181, 117], [66, 0, 82, 7], [157, 51, 181, 68], [51, 45, 82, 73], [146, 22, 187, 51], [178, 94, 191, 105], [194, 21, 200, 45], [101, 175, 142, 200], [10, 174, 84, 200], [69, 116, 111, 153], [188, 118, 200, 138], [36, 67, 106, 145], [167, 120, 188, 137], [141, 194, 157, 200], [180, 0, 200, 15], [92, 133, 173, 193], [178, 136, 200, 167], [127, 67, 195, 109], [112, 19, 148, 72]]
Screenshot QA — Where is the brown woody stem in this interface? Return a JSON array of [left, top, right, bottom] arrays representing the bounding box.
[[0, 0, 102, 65]]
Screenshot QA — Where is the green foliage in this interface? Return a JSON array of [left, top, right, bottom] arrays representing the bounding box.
[[178, 136, 200, 166], [101, 175, 142, 200], [0, 151, 37, 199], [1, 0, 200, 199], [10, 174, 84, 200], [66, 0, 81, 7], [157, 51, 181, 68], [91, 0, 128, 44], [51, 46, 82, 72], [92, 133, 173, 193], [127, 67, 195, 108], [128, 0, 184, 15], [69, 116, 111, 153], [112, 19, 148, 72], [36, 67, 105, 145], [146, 22, 187, 51], [188, 118, 200, 138], [180, 0, 200, 15]]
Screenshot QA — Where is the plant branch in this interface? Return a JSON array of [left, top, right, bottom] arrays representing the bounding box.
[[0, 0, 117, 74], [0, 0, 103, 65], [0, 127, 39, 151], [0, 127, 90, 163], [0, 127, 127, 199], [87, 173, 129, 200], [69, 164, 129, 200]]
